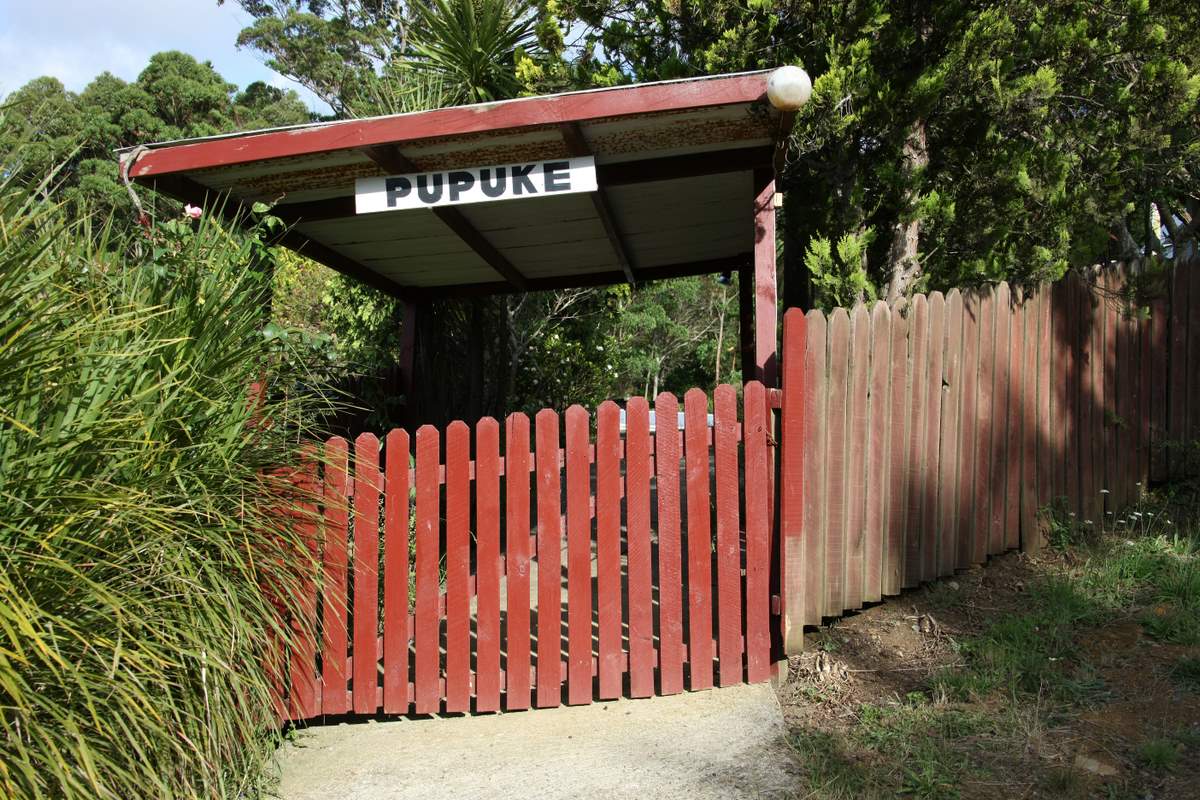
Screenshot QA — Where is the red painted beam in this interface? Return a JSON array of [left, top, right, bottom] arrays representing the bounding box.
[[753, 167, 778, 387], [127, 72, 770, 179]]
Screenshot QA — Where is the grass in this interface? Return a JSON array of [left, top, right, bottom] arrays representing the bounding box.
[[791, 703, 1000, 799], [0, 146, 332, 799], [1171, 657, 1200, 692], [789, 481, 1200, 798]]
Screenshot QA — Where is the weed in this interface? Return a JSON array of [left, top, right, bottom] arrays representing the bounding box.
[[1136, 737, 1180, 771], [791, 729, 889, 799]]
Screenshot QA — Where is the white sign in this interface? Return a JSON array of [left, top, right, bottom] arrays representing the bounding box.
[[355, 156, 597, 214]]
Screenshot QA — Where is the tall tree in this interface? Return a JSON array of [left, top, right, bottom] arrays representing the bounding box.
[[560, 0, 1200, 305], [0, 51, 311, 228]]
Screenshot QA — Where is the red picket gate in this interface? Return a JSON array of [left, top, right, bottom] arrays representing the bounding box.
[[277, 381, 783, 719]]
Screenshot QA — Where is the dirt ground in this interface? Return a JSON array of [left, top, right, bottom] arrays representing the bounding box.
[[774, 551, 1200, 799]]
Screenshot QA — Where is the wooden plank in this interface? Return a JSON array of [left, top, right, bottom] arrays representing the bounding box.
[[956, 292, 980, 569], [654, 392, 685, 695], [863, 302, 889, 601], [289, 453, 320, 720], [1050, 280, 1070, 503], [535, 409, 563, 708], [922, 292, 946, 574], [352, 433, 381, 714], [1018, 292, 1038, 549], [1064, 274, 1082, 512], [780, 308, 809, 647], [1118, 271, 1137, 506], [744, 381, 772, 682], [936, 292, 964, 574], [824, 309, 851, 612], [972, 290, 995, 563], [904, 294, 930, 584], [383, 429, 411, 714], [1125, 264, 1141, 504], [504, 414, 533, 710], [885, 307, 911, 591], [414, 426, 441, 714], [1114, 269, 1132, 508], [444, 422, 471, 713], [596, 402, 625, 699], [1149, 276, 1169, 482], [988, 283, 1011, 555], [713, 384, 743, 686], [1138, 274, 1154, 490], [1167, 265, 1189, 477], [684, 388, 715, 690], [1188, 265, 1200, 449], [1037, 285, 1052, 515], [845, 304, 871, 606], [622, 399, 654, 697], [1022, 292, 1041, 551], [565, 405, 593, 705], [1101, 272, 1118, 512], [1004, 287, 1023, 551], [321, 437, 350, 715], [801, 311, 829, 621], [475, 418, 502, 713], [1085, 271, 1104, 522]]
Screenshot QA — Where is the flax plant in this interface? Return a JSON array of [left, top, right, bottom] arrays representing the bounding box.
[[0, 154, 327, 798]]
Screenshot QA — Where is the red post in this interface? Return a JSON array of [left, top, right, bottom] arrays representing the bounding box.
[[753, 168, 779, 387], [399, 301, 418, 426]]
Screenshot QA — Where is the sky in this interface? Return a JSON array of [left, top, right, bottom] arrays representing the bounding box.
[[0, 0, 332, 114]]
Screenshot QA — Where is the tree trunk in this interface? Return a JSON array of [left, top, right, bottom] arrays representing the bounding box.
[[886, 117, 928, 304]]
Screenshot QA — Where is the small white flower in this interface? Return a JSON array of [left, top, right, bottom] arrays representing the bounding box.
[[1101, 489, 1110, 495], [184, 203, 203, 220]]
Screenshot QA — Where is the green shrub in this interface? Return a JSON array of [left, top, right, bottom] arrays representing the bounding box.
[[0, 160, 326, 798]]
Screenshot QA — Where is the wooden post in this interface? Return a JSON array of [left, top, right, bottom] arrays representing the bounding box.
[[754, 168, 779, 387], [399, 300, 418, 427], [738, 266, 755, 380]]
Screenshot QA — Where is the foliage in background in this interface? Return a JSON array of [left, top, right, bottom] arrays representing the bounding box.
[[0, 50, 311, 234], [408, 0, 541, 103], [559, 0, 1200, 307], [0, 154, 325, 799]]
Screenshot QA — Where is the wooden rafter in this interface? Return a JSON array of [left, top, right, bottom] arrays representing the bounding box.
[[271, 146, 772, 226], [361, 145, 529, 291], [404, 254, 750, 300], [559, 122, 636, 285]]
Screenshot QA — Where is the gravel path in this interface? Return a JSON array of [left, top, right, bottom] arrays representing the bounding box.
[[275, 682, 800, 800]]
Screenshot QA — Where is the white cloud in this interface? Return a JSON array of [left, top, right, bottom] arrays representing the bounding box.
[[0, 0, 330, 113]]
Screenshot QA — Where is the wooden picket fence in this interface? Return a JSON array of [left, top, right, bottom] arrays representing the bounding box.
[[275, 260, 1197, 718], [776, 261, 1196, 647], [278, 383, 780, 720]]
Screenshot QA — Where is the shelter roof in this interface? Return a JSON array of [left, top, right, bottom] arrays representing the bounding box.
[[123, 70, 785, 299]]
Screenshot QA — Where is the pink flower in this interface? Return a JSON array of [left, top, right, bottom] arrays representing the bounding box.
[[184, 204, 203, 220]]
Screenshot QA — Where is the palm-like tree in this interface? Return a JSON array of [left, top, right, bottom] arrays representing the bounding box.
[[408, 0, 539, 104]]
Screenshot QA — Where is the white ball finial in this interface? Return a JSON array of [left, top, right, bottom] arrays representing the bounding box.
[[766, 66, 812, 111]]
